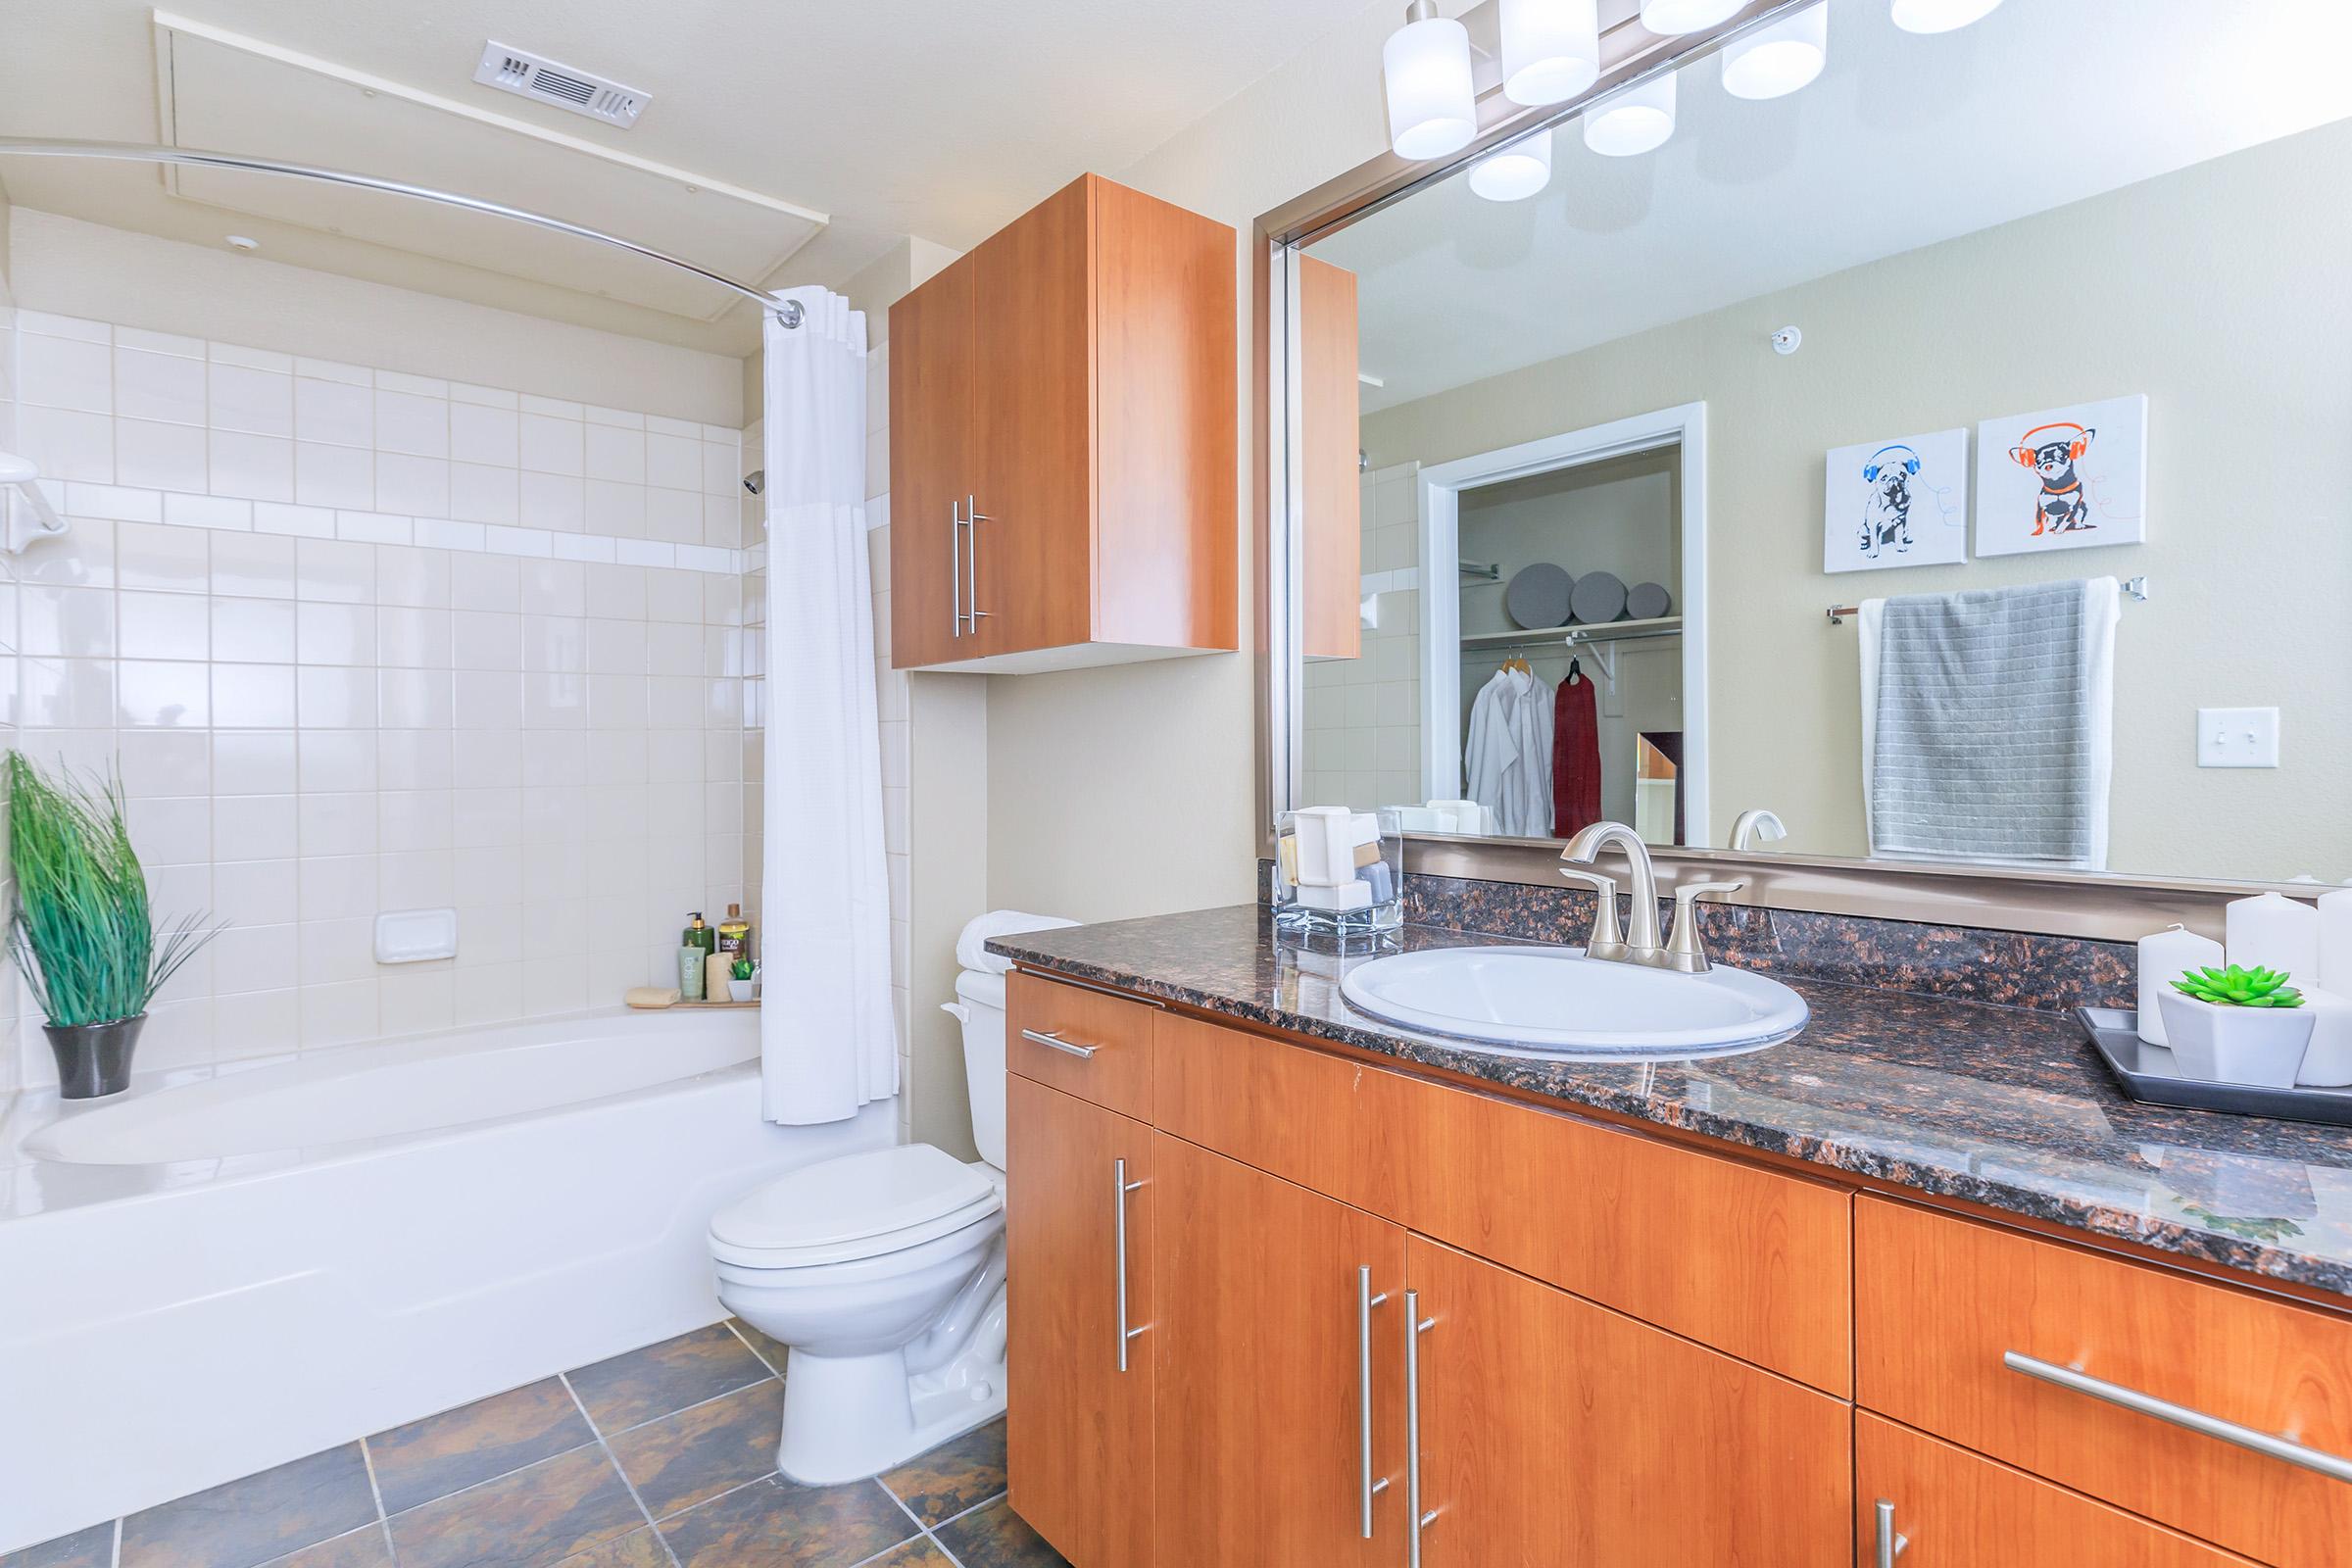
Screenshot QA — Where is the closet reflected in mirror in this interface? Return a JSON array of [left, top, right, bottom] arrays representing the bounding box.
[[1286, 0, 2352, 885]]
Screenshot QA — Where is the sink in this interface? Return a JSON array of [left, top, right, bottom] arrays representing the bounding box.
[[1339, 946, 1808, 1058]]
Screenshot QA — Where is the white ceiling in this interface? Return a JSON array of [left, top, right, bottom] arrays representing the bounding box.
[[1320, 0, 2352, 412], [0, 0, 1374, 353]]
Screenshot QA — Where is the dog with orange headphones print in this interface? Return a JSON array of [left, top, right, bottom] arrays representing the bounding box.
[[2010, 421, 2095, 536]]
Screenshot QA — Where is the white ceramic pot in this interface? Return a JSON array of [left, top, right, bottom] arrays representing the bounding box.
[[2154, 989, 2316, 1088], [727, 978, 756, 1003]]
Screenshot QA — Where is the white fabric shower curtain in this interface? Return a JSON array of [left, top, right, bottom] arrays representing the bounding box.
[[759, 288, 899, 1123]]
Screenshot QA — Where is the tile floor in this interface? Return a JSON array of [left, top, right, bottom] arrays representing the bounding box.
[[2, 1320, 1063, 1568]]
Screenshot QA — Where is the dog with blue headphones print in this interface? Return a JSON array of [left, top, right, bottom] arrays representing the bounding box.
[[1857, 444, 1922, 560]]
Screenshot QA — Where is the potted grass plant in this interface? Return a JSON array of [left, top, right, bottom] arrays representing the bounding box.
[[7, 753, 222, 1099], [2156, 962, 2315, 1089]]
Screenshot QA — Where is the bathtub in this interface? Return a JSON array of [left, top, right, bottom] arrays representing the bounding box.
[[0, 1007, 892, 1552]]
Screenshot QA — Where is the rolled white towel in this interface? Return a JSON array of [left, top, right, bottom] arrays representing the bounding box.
[[956, 909, 1079, 975]]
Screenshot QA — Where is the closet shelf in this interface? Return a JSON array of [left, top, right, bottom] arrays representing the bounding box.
[[1460, 614, 1683, 653]]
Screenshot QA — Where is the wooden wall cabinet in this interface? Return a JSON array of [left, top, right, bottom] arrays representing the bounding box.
[[887, 174, 1237, 673], [1298, 254, 1361, 662], [1007, 974, 2352, 1567]]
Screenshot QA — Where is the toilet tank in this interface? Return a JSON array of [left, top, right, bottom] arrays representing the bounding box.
[[951, 969, 1008, 1168]]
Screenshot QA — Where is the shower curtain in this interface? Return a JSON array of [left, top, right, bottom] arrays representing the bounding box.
[[759, 288, 899, 1123]]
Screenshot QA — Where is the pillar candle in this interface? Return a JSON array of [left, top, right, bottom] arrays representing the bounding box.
[[2137, 924, 2222, 1047], [2318, 888, 2352, 993], [2297, 987, 2352, 1087], [2224, 892, 2321, 982]]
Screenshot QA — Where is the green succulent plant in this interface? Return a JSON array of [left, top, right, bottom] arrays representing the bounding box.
[[2172, 963, 2306, 1009], [731, 957, 755, 981]]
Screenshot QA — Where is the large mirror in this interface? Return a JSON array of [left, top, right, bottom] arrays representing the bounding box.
[[1282, 0, 2352, 886]]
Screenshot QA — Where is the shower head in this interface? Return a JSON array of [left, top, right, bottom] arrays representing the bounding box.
[[742, 469, 764, 496], [0, 450, 69, 555]]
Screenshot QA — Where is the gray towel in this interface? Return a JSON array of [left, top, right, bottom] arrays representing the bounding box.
[[1861, 577, 2118, 868]]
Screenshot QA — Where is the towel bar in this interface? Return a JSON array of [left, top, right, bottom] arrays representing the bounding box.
[[1828, 575, 2146, 625]]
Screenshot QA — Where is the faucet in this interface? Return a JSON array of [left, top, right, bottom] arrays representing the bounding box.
[[1559, 822, 1664, 966], [1730, 809, 1788, 852], [1561, 820, 1746, 972]]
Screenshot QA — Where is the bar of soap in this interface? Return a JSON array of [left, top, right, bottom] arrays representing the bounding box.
[[625, 986, 682, 1009]]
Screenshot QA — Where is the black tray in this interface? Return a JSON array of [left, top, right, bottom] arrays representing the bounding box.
[[2077, 1006, 2352, 1129]]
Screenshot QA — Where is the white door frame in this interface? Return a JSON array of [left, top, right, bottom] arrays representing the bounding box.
[[1418, 400, 1710, 848]]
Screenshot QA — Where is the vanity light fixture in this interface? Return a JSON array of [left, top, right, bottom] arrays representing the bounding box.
[[1889, 0, 2003, 32], [1383, 0, 1479, 159], [1584, 73, 1678, 156], [1638, 0, 1742, 34], [1468, 130, 1554, 199], [1721, 0, 1828, 99], [1500, 0, 1600, 106]]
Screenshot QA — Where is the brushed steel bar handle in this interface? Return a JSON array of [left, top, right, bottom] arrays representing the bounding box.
[[1874, 1499, 1907, 1567], [1114, 1158, 1146, 1372], [2004, 1351, 2352, 1484], [965, 495, 990, 622], [1357, 1266, 1390, 1539], [1405, 1291, 1436, 1567], [1019, 1028, 1098, 1059], [950, 498, 964, 637]]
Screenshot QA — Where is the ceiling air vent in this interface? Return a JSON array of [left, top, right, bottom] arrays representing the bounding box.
[[472, 42, 650, 128]]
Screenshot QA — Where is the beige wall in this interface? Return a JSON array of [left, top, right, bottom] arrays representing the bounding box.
[[981, 0, 1403, 920], [10, 211, 743, 428], [1357, 119, 2352, 883]]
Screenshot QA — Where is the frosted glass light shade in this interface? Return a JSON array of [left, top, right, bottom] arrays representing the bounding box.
[[1501, 0, 1600, 106], [1468, 132, 1554, 201], [1639, 0, 1742, 34], [1584, 73, 1677, 156], [1385, 15, 1479, 159], [1890, 0, 2003, 32], [1721, 2, 1828, 99]]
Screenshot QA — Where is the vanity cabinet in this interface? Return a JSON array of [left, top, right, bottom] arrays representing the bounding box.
[[1298, 253, 1361, 662], [1004, 1075, 1155, 1568], [1005, 971, 2352, 1567], [886, 173, 1237, 673]]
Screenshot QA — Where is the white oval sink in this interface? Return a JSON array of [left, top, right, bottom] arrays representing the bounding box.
[[1339, 946, 1808, 1058]]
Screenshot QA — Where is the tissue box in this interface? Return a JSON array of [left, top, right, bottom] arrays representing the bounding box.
[[1273, 807, 1403, 933]]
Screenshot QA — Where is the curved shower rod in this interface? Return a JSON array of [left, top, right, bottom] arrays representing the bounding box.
[[0, 136, 804, 327]]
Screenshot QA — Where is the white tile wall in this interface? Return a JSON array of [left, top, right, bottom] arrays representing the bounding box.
[[0, 309, 756, 1094], [1302, 464, 1425, 812]]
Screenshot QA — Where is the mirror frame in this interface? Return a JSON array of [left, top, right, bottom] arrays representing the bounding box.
[[1251, 0, 2305, 943]]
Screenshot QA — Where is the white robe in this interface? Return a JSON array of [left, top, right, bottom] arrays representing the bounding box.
[[1465, 668, 1557, 838]]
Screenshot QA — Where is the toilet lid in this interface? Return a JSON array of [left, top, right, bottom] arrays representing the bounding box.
[[710, 1144, 999, 1261]]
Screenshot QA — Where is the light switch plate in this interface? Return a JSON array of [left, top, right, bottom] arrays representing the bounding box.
[[2197, 707, 2279, 768]]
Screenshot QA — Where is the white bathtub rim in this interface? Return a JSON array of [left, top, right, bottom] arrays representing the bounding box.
[[3, 1006, 782, 1217]]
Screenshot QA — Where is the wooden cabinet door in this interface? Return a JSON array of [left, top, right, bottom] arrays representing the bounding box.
[[1857, 1415, 2258, 1567], [1298, 254, 1361, 662], [1006, 1075, 1153, 1568], [1405, 1236, 1850, 1568], [887, 253, 978, 669], [1152, 1133, 1407, 1567], [973, 175, 1097, 658]]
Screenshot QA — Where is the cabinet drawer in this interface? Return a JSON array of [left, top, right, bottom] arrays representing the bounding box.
[[1154, 1012, 1853, 1394], [1006, 971, 1157, 1119], [1856, 1198, 2352, 1568], [1857, 1415, 2256, 1567]]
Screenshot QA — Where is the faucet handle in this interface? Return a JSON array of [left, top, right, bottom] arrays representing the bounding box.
[[1556, 868, 1628, 961], [1665, 879, 1745, 973]]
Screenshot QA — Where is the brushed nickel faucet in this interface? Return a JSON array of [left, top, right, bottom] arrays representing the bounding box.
[[1730, 808, 1788, 851], [1561, 821, 1744, 972], [1559, 822, 1664, 966]]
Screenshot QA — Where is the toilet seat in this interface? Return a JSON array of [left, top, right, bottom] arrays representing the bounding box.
[[710, 1143, 1004, 1269]]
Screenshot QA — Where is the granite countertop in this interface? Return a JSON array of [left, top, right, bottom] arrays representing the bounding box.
[[989, 905, 2352, 1302]]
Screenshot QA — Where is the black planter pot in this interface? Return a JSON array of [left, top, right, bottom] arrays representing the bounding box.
[[43, 1014, 147, 1100]]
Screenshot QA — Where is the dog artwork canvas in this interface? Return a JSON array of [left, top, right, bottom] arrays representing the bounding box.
[[1823, 427, 1969, 573], [1976, 393, 2148, 557]]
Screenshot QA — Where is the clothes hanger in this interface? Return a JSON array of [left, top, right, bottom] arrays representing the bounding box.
[[1567, 655, 1583, 685]]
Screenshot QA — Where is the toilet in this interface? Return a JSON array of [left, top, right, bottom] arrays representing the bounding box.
[[709, 942, 1023, 1485]]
